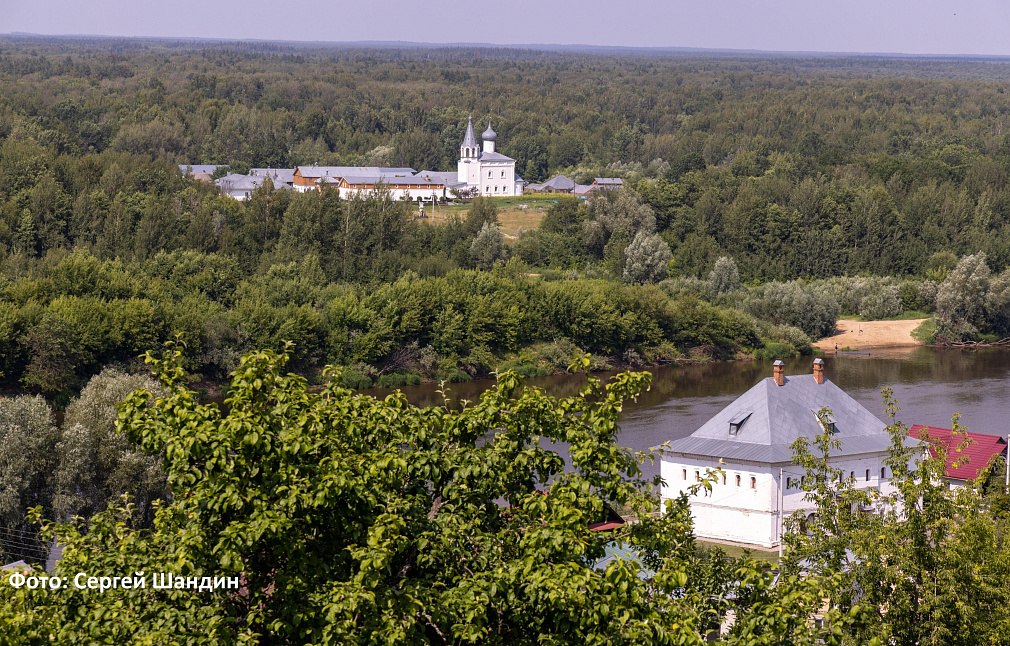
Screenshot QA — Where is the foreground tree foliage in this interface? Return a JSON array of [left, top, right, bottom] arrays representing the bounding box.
[[0, 369, 167, 563], [0, 347, 871, 644], [786, 393, 1010, 645]]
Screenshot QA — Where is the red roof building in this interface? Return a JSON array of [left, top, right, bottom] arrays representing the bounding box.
[[908, 424, 1007, 483]]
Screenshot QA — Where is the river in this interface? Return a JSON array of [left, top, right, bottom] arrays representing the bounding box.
[[368, 347, 1010, 480]]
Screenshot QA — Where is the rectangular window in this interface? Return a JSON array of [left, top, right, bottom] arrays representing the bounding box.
[[786, 477, 791, 489], [881, 467, 886, 479], [721, 474, 726, 485], [750, 477, 757, 489], [850, 471, 855, 480], [501, 170, 505, 178], [865, 469, 870, 481], [682, 469, 687, 481], [694, 471, 700, 482], [735, 475, 741, 487]]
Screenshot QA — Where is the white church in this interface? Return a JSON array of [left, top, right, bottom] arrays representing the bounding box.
[[661, 359, 920, 549], [457, 116, 522, 197]]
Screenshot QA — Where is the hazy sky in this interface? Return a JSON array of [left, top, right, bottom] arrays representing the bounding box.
[[5, 1, 1010, 56]]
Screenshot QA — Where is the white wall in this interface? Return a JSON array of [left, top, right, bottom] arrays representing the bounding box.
[[660, 453, 897, 548], [478, 161, 517, 197], [338, 185, 445, 201]]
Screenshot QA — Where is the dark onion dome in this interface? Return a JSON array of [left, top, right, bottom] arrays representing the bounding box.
[[482, 122, 497, 141]]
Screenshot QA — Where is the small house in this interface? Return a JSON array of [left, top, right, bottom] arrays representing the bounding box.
[[908, 424, 1006, 487]]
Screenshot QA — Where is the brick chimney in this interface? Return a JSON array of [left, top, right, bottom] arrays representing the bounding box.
[[813, 358, 825, 385], [773, 360, 785, 386]]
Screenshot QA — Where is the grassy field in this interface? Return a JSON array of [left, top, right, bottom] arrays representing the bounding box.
[[419, 196, 563, 238]]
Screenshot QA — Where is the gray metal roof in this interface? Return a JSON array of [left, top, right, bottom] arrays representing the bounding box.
[[339, 174, 444, 186], [179, 164, 222, 175], [542, 175, 576, 190], [666, 374, 917, 464], [594, 177, 624, 185], [416, 170, 465, 187], [296, 166, 415, 179], [250, 168, 295, 184], [462, 116, 478, 149], [215, 173, 262, 191], [478, 151, 514, 162], [482, 121, 497, 141]]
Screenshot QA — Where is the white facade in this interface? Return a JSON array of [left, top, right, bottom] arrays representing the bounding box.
[[335, 182, 446, 202], [457, 117, 520, 197], [661, 454, 895, 548]]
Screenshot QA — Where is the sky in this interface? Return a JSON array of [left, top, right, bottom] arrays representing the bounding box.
[[4, 0, 1010, 56]]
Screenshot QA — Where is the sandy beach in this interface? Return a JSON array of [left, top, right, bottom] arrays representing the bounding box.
[[813, 318, 928, 351]]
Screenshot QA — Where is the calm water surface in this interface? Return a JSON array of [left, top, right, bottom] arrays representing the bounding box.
[[368, 348, 1010, 479]]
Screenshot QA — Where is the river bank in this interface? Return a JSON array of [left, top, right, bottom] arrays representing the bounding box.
[[813, 318, 927, 352]]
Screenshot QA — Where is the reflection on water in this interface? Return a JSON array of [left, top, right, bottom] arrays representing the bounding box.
[[366, 347, 1010, 480]]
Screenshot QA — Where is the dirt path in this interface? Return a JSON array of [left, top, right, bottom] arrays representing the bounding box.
[[813, 318, 927, 351]]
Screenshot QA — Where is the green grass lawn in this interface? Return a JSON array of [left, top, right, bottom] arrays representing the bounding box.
[[697, 540, 780, 564]]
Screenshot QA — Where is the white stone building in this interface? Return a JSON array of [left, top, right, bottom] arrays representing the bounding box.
[[661, 359, 919, 549], [457, 117, 521, 197]]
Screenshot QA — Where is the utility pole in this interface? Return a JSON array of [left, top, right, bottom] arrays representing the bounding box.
[[1005, 435, 1009, 491], [778, 467, 785, 559]]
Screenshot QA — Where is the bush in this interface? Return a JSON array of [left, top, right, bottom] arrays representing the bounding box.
[[918, 280, 939, 311], [374, 371, 422, 388], [858, 285, 902, 320], [754, 341, 798, 360], [339, 363, 375, 389], [659, 276, 708, 300], [743, 281, 839, 339]]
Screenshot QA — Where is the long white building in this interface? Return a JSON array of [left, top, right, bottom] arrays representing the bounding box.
[[661, 359, 919, 549]]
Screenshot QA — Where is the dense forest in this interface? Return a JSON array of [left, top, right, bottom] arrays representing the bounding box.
[[5, 37, 1010, 393]]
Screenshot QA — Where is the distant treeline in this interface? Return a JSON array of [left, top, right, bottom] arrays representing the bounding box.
[[5, 40, 1010, 387], [0, 249, 775, 395], [4, 40, 1010, 279]]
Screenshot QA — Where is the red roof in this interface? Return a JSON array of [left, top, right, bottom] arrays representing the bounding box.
[[908, 425, 1007, 481]]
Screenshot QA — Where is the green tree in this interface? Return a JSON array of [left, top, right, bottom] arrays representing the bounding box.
[[583, 189, 656, 258], [0, 396, 59, 563], [0, 348, 873, 644], [664, 152, 706, 182], [935, 252, 990, 341], [786, 394, 1010, 645], [707, 256, 740, 295], [463, 195, 498, 237], [623, 231, 672, 284], [53, 368, 168, 527], [469, 221, 506, 270]]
